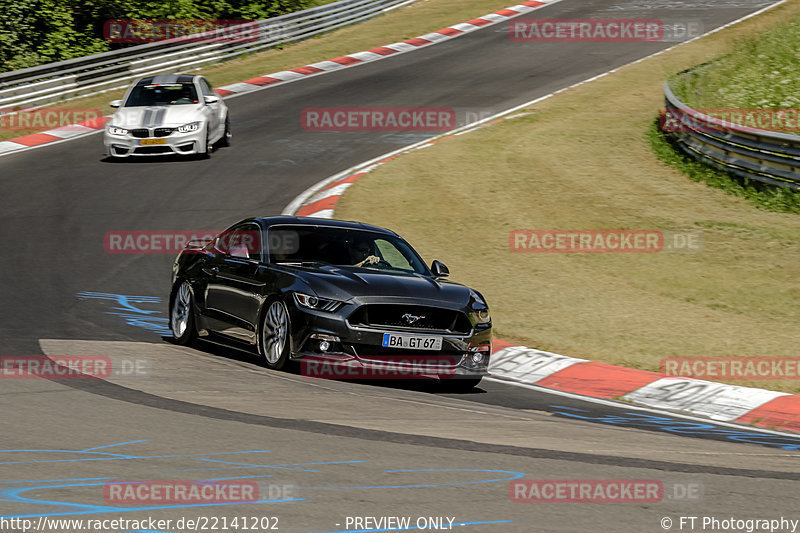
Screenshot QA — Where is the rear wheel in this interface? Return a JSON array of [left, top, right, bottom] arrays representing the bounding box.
[[170, 281, 197, 345], [259, 300, 290, 370]]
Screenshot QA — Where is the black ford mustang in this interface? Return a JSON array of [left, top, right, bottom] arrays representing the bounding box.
[[169, 217, 492, 390]]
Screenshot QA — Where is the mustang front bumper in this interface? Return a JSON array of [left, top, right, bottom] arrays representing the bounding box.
[[286, 297, 493, 380]]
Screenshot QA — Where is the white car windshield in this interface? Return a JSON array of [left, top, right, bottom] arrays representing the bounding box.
[[124, 83, 199, 107]]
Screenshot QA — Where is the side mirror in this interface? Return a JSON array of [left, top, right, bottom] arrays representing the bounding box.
[[431, 260, 449, 278], [204, 95, 220, 104], [109, 100, 122, 108], [185, 238, 214, 255]]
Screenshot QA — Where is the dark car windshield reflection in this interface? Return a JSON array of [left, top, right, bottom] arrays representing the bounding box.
[[267, 225, 429, 274]]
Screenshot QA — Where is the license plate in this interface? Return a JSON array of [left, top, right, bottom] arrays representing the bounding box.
[[382, 333, 442, 351], [139, 138, 166, 145]]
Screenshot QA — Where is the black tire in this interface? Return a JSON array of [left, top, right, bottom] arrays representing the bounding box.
[[217, 116, 231, 148], [200, 128, 212, 159], [258, 299, 291, 370], [170, 280, 197, 345], [440, 377, 482, 393]]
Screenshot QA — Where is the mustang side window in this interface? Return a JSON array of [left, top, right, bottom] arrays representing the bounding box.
[[218, 225, 262, 261]]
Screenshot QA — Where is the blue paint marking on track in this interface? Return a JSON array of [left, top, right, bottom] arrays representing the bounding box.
[[550, 406, 800, 450], [0, 449, 270, 466], [82, 440, 148, 451], [0, 446, 523, 520], [77, 292, 170, 335]]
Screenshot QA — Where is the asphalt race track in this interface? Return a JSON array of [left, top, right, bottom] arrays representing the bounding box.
[[2, 1, 798, 532]]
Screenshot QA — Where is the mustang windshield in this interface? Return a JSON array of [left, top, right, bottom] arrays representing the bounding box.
[[268, 225, 429, 274], [124, 83, 199, 107]]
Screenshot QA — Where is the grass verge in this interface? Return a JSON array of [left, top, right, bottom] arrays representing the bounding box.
[[337, 0, 800, 392], [669, 12, 800, 110], [648, 122, 800, 213], [657, 5, 800, 211], [0, 0, 517, 143]]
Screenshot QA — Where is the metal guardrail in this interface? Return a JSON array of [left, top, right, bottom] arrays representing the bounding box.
[[0, 0, 412, 110], [662, 81, 800, 190]]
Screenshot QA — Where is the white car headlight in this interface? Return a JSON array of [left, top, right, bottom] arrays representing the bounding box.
[[107, 126, 127, 136], [177, 121, 201, 133]]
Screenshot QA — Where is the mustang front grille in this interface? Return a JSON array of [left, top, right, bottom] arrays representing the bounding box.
[[348, 305, 471, 334]]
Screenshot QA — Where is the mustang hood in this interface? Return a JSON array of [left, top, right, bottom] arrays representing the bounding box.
[[112, 105, 202, 129], [296, 266, 471, 306]]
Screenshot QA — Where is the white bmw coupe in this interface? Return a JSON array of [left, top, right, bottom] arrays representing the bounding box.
[[104, 74, 230, 158]]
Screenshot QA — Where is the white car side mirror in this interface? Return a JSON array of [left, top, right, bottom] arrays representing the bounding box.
[[109, 100, 122, 108], [204, 95, 220, 104]]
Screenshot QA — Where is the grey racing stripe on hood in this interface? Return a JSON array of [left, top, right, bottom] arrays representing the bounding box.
[[142, 108, 167, 127]]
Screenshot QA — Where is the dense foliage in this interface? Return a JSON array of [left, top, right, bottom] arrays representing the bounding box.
[[0, 0, 325, 72]]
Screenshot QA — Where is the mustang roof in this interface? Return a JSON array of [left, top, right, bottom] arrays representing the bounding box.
[[254, 216, 399, 236]]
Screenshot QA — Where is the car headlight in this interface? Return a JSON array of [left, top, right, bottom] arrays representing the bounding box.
[[468, 289, 491, 325], [107, 126, 127, 136], [293, 292, 343, 312], [469, 308, 491, 325], [177, 121, 201, 133]]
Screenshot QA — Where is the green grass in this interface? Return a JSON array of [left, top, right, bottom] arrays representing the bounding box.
[[337, 0, 800, 393], [657, 6, 800, 208], [648, 121, 800, 213], [670, 15, 800, 110]]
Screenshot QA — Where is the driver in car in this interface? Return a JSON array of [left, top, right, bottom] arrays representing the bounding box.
[[348, 238, 381, 267]]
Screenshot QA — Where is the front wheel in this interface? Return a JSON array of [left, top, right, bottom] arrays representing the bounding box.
[[200, 128, 213, 159], [258, 300, 290, 370], [217, 116, 231, 148], [170, 281, 197, 345]]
